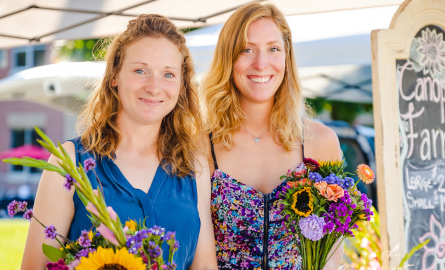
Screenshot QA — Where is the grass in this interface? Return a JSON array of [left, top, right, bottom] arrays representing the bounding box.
[[0, 219, 29, 270]]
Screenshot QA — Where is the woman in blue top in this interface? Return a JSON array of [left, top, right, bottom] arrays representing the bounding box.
[[22, 14, 217, 269]]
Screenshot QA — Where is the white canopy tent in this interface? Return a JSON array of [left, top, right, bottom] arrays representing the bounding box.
[[0, 4, 400, 111], [0, 0, 403, 49]]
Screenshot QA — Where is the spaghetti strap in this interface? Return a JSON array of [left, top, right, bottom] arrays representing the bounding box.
[[209, 133, 218, 170]]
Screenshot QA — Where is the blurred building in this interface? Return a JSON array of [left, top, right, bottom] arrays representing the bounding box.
[[0, 44, 78, 214]]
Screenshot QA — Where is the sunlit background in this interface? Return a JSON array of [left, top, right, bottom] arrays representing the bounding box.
[[0, 1, 401, 268]]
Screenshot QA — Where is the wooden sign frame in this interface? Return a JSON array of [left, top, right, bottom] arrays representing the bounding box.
[[372, 0, 445, 268]]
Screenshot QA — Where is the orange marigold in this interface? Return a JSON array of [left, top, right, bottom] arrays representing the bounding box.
[[357, 164, 375, 184]]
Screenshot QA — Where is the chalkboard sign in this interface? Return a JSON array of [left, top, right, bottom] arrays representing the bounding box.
[[398, 25, 445, 268]]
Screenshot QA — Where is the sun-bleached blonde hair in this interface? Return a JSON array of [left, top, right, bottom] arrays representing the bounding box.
[[78, 14, 202, 177], [202, 3, 311, 151]]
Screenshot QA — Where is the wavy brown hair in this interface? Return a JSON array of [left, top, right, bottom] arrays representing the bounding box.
[[78, 14, 202, 177], [202, 3, 312, 151]]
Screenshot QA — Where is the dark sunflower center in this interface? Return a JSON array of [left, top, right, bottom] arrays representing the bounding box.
[[295, 191, 311, 213], [99, 264, 128, 270]]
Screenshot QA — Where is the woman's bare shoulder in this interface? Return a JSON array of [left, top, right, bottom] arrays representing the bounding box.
[[303, 119, 342, 161]]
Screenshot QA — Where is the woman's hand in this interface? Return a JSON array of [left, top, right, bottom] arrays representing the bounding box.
[[21, 141, 76, 270]]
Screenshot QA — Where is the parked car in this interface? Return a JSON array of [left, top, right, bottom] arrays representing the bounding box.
[[323, 121, 377, 210]]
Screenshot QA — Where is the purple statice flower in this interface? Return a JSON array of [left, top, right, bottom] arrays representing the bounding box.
[[7, 200, 19, 218], [75, 248, 96, 260], [63, 174, 76, 191], [323, 174, 342, 186], [162, 262, 177, 270], [129, 242, 142, 255], [46, 259, 68, 270], [44, 225, 58, 240], [165, 231, 176, 242], [23, 209, 34, 221], [83, 158, 96, 172], [78, 230, 91, 247], [148, 241, 162, 258], [309, 172, 323, 182], [18, 201, 28, 212], [172, 240, 180, 252], [298, 214, 326, 241]]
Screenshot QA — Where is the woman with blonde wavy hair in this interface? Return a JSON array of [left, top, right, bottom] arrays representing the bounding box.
[[203, 3, 343, 269], [22, 14, 217, 269]]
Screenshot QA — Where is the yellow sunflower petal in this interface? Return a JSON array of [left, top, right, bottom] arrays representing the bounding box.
[[114, 248, 146, 270], [76, 247, 113, 270]]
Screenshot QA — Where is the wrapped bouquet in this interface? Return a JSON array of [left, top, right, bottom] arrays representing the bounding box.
[[4, 127, 179, 270], [277, 158, 375, 270]]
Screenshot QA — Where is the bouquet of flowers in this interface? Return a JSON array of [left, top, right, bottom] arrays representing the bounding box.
[[4, 127, 179, 270], [277, 158, 375, 270]]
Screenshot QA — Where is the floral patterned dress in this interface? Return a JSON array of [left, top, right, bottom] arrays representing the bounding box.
[[210, 140, 303, 270]]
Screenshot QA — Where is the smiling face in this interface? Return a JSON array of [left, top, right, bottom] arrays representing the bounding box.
[[113, 36, 182, 126], [233, 18, 286, 105]]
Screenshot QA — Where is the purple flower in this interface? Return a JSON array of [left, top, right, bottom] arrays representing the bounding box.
[[309, 172, 323, 182], [165, 231, 176, 242], [63, 174, 76, 191], [7, 200, 19, 218], [129, 242, 142, 254], [75, 248, 96, 260], [83, 158, 96, 172], [148, 241, 162, 258], [299, 214, 326, 241], [18, 201, 28, 212], [78, 230, 91, 247], [23, 209, 33, 221], [44, 225, 57, 240]]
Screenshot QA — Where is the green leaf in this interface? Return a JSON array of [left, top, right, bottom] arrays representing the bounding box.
[[2, 157, 66, 176], [42, 243, 66, 262], [399, 239, 430, 267]]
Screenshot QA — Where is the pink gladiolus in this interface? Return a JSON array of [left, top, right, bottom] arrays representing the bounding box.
[[97, 223, 120, 246], [93, 189, 99, 197], [86, 203, 99, 217], [107, 206, 117, 221]]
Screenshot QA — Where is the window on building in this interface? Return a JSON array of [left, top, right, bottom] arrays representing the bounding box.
[[16, 52, 26, 67], [11, 129, 43, 173], [33, 50, 45, 67], [0, 50, 7, 69]]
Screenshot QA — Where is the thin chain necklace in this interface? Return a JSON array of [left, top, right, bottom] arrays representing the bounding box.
[[240, 126, 269, 143]]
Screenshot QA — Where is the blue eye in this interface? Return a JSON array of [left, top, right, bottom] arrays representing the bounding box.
[[165, 73, 174, 78], [245, 48, 253, 53], [135, 69, 144, 74]]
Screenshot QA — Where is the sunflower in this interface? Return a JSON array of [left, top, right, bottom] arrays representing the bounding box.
[[290, 187, 314, 217], [76, 247, 146, 270]]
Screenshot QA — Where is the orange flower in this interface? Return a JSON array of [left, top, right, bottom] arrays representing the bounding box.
[[298, 178, 313, 186], [314, 181, 344, 202], [357, 164, 375, 184]]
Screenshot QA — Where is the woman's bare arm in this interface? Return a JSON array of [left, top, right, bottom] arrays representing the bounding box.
[[189, 151, 218, 270], [21, 141, 76, 269]]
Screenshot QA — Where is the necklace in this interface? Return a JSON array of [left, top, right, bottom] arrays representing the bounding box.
[[240, 126, 269, 143]]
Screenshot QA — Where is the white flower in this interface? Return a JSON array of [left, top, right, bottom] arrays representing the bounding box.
[[417, 28, 445, 77]]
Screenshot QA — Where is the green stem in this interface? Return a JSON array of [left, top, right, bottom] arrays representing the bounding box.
[[306, 238, 312, 270], [314, 240, 321, 270]]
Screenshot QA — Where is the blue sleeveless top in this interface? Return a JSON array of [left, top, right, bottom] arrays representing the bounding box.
[[67, 137, 201, 269]]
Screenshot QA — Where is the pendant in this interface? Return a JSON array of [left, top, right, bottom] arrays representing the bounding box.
[[254, 138, 260, 143]]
